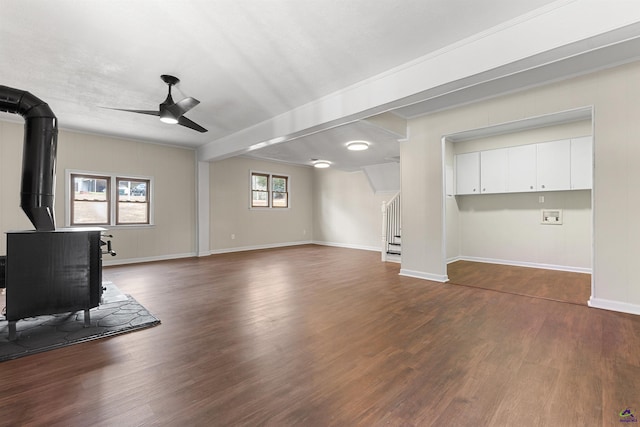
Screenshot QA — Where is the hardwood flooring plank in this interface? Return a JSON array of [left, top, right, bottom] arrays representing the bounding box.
[[1, 245, 639, 425], [447, 260, 591, 305]]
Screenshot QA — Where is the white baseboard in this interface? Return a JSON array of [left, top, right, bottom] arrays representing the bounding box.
[[209, 240, 314, 255], [448, 256, 591, 274], [312, 240, 381, 253], [103, 252, 197, 266], [399, 269, 448, 283], [588, 297, 640, 316]]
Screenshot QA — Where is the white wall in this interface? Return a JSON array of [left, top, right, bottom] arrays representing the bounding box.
[[0, 121, 198, 262], [401, 59, 640, 314], [313, 167, 394, 251], [209, 157, 313, 252]]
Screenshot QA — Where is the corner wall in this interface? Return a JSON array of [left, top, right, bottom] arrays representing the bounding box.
[[209, 157, 313, 252], [313, 168, 395, 251]]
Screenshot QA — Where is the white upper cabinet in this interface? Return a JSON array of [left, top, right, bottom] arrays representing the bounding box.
[[570, 136, 593, 190], [536, 139, 571, 191], [454, 136, 592, 195], [480, 148, 508, 194], [455, 151, 480, 195], [507, 144, 537, 192]]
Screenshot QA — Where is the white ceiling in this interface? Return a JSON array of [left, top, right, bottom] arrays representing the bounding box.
[[2, 1, 640, 171]]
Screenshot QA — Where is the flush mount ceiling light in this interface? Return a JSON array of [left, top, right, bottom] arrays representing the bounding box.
[[312, 160, 331, 168], [346, 140, 370, 151]]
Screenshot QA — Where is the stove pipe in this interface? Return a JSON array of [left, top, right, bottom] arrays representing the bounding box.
[[0, 85, 57, 231]]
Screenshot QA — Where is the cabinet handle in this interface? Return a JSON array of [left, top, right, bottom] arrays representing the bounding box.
[[530, 186, 534, 189], [541, 185, 546, 189], [482, 188, 486, 192], [473, 188, 476, 192]]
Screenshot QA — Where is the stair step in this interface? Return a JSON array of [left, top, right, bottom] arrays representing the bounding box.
[[388, 242, 401, 246], [387, 250, 401, 255]]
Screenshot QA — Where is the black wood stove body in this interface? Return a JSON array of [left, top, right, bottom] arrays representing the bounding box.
[[5, 228, 106, 340]]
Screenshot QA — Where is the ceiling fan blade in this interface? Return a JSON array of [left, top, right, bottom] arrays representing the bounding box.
[[108, 108, 160, 117], [166, 97, 200, 117], [178, 115, 208, 133]]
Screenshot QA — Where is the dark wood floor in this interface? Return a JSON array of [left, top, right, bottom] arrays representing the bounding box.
[[447, 260, 591, 305], [1, 245, 639, 426]]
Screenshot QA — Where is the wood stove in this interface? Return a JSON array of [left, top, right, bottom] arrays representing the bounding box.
[[4, 228, 106, 340]]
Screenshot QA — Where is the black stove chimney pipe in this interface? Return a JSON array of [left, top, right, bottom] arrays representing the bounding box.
[[0, 85, 57, 231]]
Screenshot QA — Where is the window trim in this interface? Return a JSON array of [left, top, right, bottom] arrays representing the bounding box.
[[65, 169, 154, 228], [249, 170, 290, 209]]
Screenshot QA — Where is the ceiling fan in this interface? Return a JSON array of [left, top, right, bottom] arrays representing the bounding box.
[[111, 75, 207, 133]]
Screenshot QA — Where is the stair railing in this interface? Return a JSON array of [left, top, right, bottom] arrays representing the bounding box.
[[381, 192, 401, 262]]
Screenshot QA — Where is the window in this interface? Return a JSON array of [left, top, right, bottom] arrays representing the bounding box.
[[71, 174, 110, 225], [251, 172, 269, 207], [272, 175, 288, 208], [250, 171, 289, 208], [116, 178, 150, 225], [68, 171, 152, 226]]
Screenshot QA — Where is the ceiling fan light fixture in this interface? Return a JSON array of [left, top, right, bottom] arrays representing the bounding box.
[[313, 160, 331, 169], [160, 109, 178, 124], [346, 140, 370, 151]]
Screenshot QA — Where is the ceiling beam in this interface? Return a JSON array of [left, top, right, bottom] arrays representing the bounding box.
[[198, 0, 640, 162]]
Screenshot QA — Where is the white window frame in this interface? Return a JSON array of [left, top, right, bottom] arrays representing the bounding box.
[[65, 169, 155, 228], [249, 170, 290, 209]]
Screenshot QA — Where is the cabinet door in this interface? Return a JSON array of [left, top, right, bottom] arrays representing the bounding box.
[[537, 139, 570, 191], [571, 136, 593, 190], [507, 144, 536, 192], [455, 152, 480, 195], [480, 148, 508, 194]]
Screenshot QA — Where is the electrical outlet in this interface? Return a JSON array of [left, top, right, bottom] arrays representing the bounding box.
[[231, 234, 235, 240], [539, 196, 544, 203]]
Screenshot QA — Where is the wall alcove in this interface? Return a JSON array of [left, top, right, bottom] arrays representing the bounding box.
[[442, 106, 594, 304]]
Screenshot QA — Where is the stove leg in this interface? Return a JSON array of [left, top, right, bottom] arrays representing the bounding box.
[[84, 309, 90, 328], [8, 320, 16, 341]]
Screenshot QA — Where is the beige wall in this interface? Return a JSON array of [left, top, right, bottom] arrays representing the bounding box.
[[402, 60, 640, 310], [313, 168, 394, 251], [455, 191, 591, 270], [447, 120, 592, 270], [0, 121, 197, 262], [209, 157, 313, 252], [0, 121, 34, 247], [453, 120, 591, 154]]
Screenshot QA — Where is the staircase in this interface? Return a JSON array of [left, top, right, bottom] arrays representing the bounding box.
[[387, 235, 401, 256], [381, 192, 401, 262]]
